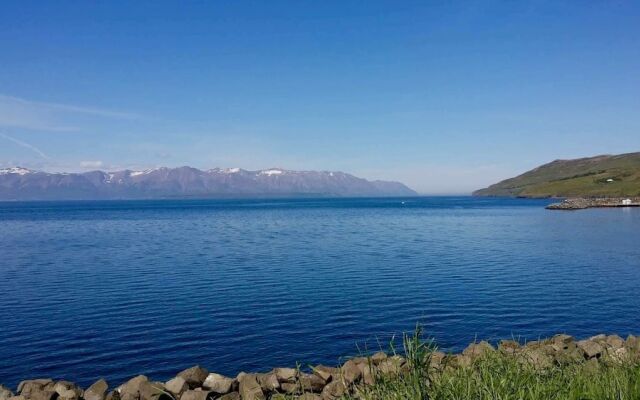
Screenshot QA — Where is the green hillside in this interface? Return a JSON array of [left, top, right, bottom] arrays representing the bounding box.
[[473, 152, 640, 197]]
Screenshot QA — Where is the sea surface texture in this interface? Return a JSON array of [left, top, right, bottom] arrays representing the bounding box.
[[1, 197, 639, 387]]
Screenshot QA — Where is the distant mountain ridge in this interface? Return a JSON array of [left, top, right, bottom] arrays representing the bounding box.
[[474, 152, 640, 197], [0, 166, 417, 200]]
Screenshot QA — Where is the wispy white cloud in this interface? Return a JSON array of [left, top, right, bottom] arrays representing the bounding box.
[[0, 94, 140, 119], [0, 132, 50, 160], [80, 160, 104, 168], [0, 94, 141, 132]]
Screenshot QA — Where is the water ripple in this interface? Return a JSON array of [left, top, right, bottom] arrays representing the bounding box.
[[1, 197, 639, 388]]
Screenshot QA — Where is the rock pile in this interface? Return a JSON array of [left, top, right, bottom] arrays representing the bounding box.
[[448, 334, 640, 371], [1, 334, 639, 400], [546, 197, 640, 210]]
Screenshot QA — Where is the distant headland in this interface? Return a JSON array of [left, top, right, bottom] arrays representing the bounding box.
[[473, 152, 640, 198], [0, 167, 417, 201]]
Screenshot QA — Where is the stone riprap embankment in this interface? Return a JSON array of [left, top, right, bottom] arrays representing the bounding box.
[[546, 197, 640, 210], [1, 333, 639, 400]]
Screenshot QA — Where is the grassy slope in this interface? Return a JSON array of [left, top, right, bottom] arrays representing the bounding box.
[[351, 351, 640, 400], [349, 330, 640, 400], [473, 152, 640, 197]]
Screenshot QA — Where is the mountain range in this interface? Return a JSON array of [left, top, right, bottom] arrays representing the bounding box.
[[474, 152, 640, 197], [0, 166, 417, 200]]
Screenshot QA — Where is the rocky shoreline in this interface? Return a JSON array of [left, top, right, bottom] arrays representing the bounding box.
[[1, 333, 639, 400], [546, 197, 640, 210]]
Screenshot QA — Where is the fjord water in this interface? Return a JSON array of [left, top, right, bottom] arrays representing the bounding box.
[[1, 197, 639, 387]]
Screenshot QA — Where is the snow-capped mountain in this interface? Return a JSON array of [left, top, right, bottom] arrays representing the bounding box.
[[0, 167, 34, 175], [0, 166, 417, 200]]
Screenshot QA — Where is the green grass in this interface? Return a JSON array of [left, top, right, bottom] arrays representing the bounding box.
[[474, 152, 640, 197], [351, 329, 640, 400]]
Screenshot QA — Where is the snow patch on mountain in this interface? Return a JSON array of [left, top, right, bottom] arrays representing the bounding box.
[[208, 167, 243, 174], [259, 169, 284, 176], [104, 173, 115, 183], [130, 168, 161, 177], [0, 165, 417, 199], [0, 167, 33, 175]]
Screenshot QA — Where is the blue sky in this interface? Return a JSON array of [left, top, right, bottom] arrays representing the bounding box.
[[1, 1, 639, 193]]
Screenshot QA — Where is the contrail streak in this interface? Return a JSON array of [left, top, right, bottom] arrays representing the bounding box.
[[0, 94, 140, 120], [0, 132, 50, 160]]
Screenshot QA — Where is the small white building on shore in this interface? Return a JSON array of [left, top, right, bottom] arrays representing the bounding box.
[[622, 199, 632, 206]]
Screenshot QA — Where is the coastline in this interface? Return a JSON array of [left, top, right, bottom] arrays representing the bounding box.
[[2, 332, 639, 400], [546, 197, 640, 210]]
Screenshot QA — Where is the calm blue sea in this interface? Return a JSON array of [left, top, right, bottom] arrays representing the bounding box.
[[1, 197, 639, 388]]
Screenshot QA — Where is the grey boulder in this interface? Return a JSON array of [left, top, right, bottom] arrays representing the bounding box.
[[177, 367, 209, 389], [17, 380, 56, 400], [578, 340, 605, 359], [237, 374, 264, 400], [179, 390, 212, 400], [202, 374, 234, 395], [0, 385, 14, 400], [53, 382, 82, 400], [84, 379, 108, 400], [164, 377, 188, 398]]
